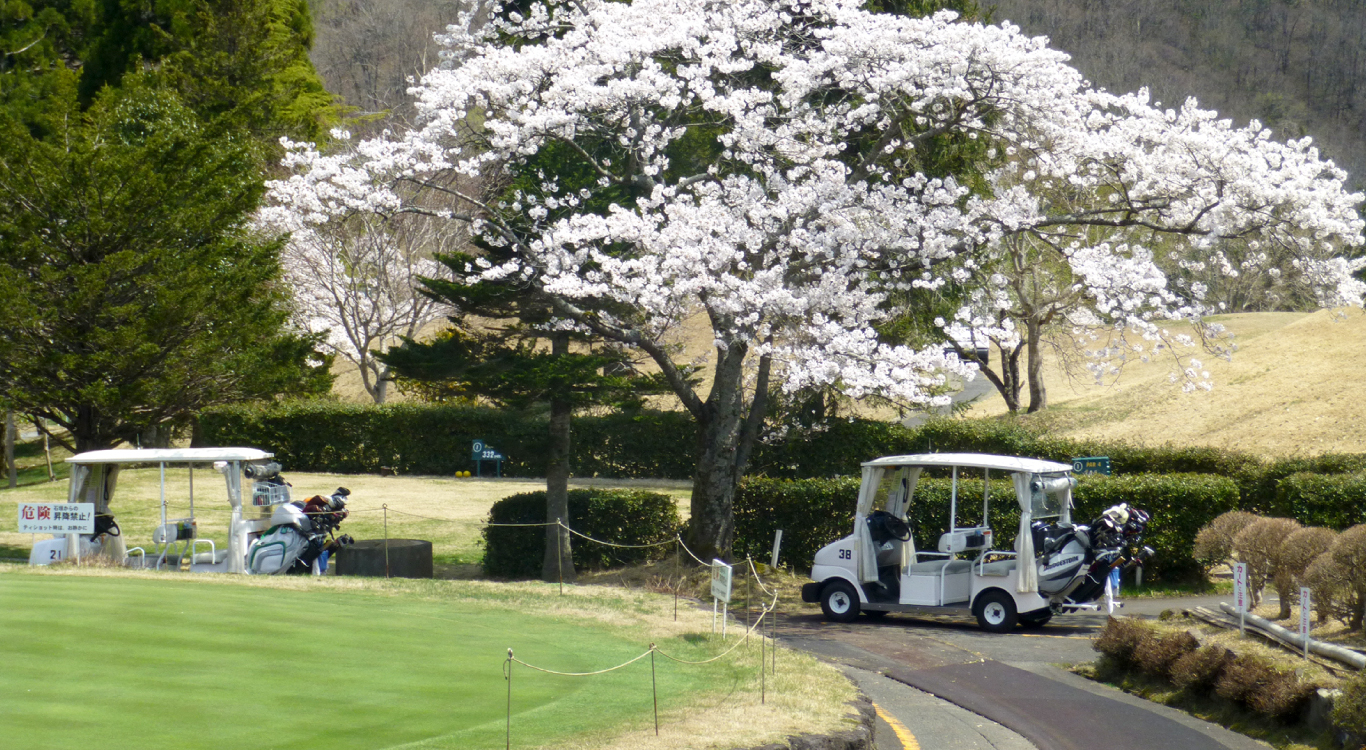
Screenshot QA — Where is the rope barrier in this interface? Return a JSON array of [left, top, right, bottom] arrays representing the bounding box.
[[675, 534, 711, 566], [560, 521, 675, 549], [746, 557, 777, 597], [509, 648, 656, 676]]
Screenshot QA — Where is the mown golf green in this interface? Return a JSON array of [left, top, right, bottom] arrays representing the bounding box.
[[0, 570, 758, 749]]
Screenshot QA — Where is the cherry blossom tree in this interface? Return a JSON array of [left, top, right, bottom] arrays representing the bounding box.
[[258, 197, 462, 403], [265, 0, 1365, 560]]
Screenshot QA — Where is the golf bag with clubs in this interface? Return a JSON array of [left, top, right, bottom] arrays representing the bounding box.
[[1029, 503, 1154, 608], [247, 488, 354, 575]]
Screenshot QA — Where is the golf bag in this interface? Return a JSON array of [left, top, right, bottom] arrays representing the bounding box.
[[1030, 503, 1154, 605], [247, 488, 354, 575]]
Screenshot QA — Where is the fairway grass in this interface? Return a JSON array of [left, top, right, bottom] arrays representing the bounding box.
[[0, 566, 855, 750]]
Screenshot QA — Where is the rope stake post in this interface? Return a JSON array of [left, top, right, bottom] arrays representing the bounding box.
[[674, 538, 679, 622], [650, 644, 659, 736], [761, 623, 766, 704], [505, 648, 513, 750], [383, 504, 390, 578], [746, 561, 752, 644], [556, 520, 564, 595]]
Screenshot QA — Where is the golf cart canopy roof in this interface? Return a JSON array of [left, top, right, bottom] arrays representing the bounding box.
[[67, 448, 274, 465], [861, 453, 1073, 474]]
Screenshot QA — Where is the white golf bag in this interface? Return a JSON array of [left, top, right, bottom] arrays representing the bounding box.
[[246, 504, 312, 575]]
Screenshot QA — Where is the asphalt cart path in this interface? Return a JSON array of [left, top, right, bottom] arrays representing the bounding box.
[[780, 598, 1270, 750]]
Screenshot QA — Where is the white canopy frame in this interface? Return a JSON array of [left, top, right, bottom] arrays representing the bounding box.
[[65, 448, 274, 574], [855, 454, 1075, 595]]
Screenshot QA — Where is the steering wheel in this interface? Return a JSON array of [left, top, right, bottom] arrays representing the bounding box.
[[883, 514, 912, 542], [868, 510, 912, 542]]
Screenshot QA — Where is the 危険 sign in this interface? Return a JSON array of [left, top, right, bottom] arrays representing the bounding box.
[[1071, 456, 1111, 475], [18, 503, 95, 534], [710, 559, 733, 603]]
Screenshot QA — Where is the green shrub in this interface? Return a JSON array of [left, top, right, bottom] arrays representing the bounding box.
[[1275, 472, 1366, 530], [734, 476, 862, 568], [1134, 630, 1199, 679], [198, 401, 696, 478], [1073, 473, 1240, 581], [1251, 455, 1366, 515], [1193, 510, 1259, 569], [482, 489, 681, 578], [1333, 672, 1366, 742], [1092, 617, 1156, 669], [1171, 644, 1234, 692]]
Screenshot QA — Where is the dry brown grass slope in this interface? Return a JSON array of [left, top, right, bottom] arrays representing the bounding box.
[[965, 309, 1366, 457]]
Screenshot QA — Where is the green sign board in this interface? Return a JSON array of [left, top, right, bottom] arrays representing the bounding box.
[[1072, 456, 1111, 475]]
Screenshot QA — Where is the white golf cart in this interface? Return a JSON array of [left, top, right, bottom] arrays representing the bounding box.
[[800, 453, 1093, 632], [30, 447, 288, 574]]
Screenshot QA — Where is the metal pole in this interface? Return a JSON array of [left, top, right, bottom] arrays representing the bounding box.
[[557, 521, 564, 595], [674, 538, 679, 622], [772, 596, 777, 676], [505, 648, 513, 750], [383, 504, 390, 578], [650, 644, 659, 736], [746, 563, 751, 644], [761, 623, 766, 704]]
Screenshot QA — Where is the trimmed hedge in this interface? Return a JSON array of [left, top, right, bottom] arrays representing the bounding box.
[[1275, 472, 1366, 530], [482, 489, 681, 578], [199, 402, 1366, 536], [198, 401, 696, 478], [735, 472, 1238, 581]]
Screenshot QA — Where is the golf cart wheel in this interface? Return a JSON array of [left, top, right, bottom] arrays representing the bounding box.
[[819, 580, 861, 623], [1019, 610, 1053, 629], [973, 590, 1018, 633]]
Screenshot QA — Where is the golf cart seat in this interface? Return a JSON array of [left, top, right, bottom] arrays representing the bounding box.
[[976, 559, 1017, 577], [906, 558, 973, 575]]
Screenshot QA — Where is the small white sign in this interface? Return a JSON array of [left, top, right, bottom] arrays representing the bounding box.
[[1300, 586, 1312, 638], [710, 559, 733, 603], [18, 503, 95, 534], [1233, 562, 1248, 612]]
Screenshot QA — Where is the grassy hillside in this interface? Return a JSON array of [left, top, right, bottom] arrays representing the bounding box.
[[965, 309, 1366, 457]]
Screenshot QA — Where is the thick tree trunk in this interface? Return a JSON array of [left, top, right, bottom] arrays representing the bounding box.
[[1025, 319, 1048, 413], [74, 406, 118, 453], [542, 332, 576, 583], [4, 411, 15, 489], [686, 340, 760, 563], [374, 366, 389, 404]]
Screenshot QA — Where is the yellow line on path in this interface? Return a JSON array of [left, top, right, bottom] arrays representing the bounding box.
[[874, 702, 921, 750]]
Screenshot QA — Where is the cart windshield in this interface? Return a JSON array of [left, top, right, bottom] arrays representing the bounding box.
[[1029, 472, 1073, 519]]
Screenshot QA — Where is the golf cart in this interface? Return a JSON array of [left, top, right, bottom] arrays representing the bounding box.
[[799, 453, 1152, 632], [30, 447, 291, 574]]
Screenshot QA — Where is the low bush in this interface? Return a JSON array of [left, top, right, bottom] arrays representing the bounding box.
[[1303, 551, 1361, 628], [482, 489, 681, 578], [1171, 644, 1234, 692], [1092, 617, 1156, 669], [1214, 653, 1320, 719], [1333, 672, 1366, 744], [1214, 654, 1278, 704], [1233, 517, 1302, 613], [1133, 630, 1200, 679], [1275, 526, 1338, 617], [1193, 510, 1258, 569]]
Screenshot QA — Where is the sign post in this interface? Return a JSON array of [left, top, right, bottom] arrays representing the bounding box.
[[769, 530, 784, 570], [710, 559, 732, 637], [1233, 562, 1249, 636], [471, 439, 506, 477], [1300, 586, 1312, 659]]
